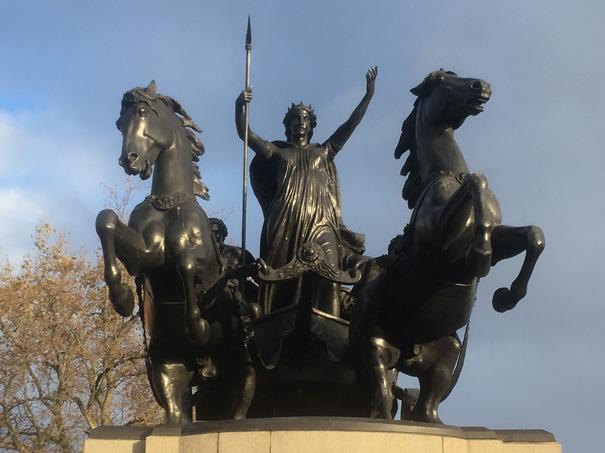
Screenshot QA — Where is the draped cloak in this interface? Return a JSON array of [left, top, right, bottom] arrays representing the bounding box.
[[250, 140, 365, 314]]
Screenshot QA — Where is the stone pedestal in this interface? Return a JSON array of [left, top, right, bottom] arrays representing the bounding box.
[[84, 417, 561, 453]]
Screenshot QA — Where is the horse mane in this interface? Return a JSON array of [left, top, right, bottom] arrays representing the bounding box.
[[121, 87, 210, 201], [394, 70, 457, 209], [394, 97, 421, 209]]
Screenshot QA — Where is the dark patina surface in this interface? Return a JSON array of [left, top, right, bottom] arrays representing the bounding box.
[[97, 67, 544, 426]]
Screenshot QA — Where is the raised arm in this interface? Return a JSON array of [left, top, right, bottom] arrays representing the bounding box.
[[325, 66, 377, 154], [235, 88, 274, 159]]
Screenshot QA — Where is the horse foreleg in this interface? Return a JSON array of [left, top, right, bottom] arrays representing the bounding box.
[[437, 182, 473, 251], [402, 336, 461, 424], [148, 350, 194, 424], [464, 173, 501, 277], [439, 174, 500, 277], [230, 353, 256, 420], [367, 337, 398, 419], [490, 225, 545, 312], [176, 250, 211, 346], [96, 209, 137, 316]]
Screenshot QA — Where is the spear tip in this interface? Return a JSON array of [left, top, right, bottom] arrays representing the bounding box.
[[246, 16, 252, 48]]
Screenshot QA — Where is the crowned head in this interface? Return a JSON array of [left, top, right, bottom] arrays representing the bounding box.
[[283, 102, 317, 142]]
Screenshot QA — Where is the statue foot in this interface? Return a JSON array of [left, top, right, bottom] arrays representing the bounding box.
[[369, 397, 394, 420], [230, 406, 249, 420], [109, 282, 135, 317], [492, 287, 519, 313], [165, 411, 190, 425], [370, 408, 393, 420], [410, 406, 442, 424]]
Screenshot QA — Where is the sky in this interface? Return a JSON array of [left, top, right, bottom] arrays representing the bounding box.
[[1, 1, 604, 451]]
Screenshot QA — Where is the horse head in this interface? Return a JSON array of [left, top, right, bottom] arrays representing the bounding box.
[[412, 70, 491, 130], [116, 81, 173, 179], [395, 70, 492, 208], [116, 81, 202, 181]]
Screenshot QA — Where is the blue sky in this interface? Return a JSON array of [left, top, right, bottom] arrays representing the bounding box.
[[1, 1, 604, 451]]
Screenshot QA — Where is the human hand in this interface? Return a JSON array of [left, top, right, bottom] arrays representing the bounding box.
[[366, 66, 378, 95], [236, 88, 253, 106]]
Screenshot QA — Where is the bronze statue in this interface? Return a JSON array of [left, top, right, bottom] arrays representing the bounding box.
[[209, 217, 260, 311], [351, 70, 545, 423], [93, 39, 547, 424], [235, 67, 376, 317], [210, 217, 256, 271], [96, 82, 255, 423]]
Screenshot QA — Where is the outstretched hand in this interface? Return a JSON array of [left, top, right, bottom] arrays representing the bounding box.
[[236, 88, 253, 106], [366, 66, 378, 95]]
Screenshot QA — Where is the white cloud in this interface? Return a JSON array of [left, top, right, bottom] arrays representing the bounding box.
[[0, 187, 46, 264], [0, 108, 130, 262], [0, 108, 120, 189], [0, 110, 36, 176]]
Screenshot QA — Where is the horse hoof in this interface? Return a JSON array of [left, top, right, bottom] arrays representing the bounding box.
[[492, 287, 517, 313], [411, 407, 442, 424], [109, 283, 135, 317]]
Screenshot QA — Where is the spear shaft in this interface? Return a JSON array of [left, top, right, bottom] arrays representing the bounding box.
[[241, 17, 252, 266]]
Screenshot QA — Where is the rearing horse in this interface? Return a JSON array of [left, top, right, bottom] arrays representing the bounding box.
[[96, 81, 254, 423], [352, 70, 545, 423]]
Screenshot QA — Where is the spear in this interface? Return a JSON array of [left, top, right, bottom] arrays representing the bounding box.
[[241, 16, 252, 266]]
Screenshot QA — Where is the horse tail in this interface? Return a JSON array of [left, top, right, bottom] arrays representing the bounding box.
[[441, 320, 470, 402]]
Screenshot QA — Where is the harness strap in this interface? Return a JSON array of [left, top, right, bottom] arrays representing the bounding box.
[[400, 171, 467, 254], [144, 192, 196, 211]]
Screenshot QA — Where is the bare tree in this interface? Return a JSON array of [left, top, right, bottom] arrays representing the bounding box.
[[0, 224, 161, 453]]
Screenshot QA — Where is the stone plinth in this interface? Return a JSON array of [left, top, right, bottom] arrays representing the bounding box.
[[84, 417, 561, 453]]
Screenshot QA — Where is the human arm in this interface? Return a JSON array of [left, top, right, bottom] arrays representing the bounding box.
[[325, 66, 377, 154], [235, 88, 274, 159]]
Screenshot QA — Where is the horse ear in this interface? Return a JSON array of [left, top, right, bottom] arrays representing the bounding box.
[[145, 80, 157, 94], [410, 81, 424, 97]]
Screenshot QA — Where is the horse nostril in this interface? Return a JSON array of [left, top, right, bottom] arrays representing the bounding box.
[[471, 80, 482, 90], [128, 152, 138, 163]]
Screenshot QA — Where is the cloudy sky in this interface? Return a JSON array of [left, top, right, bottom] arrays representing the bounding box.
[[1, 1, 603, 451]]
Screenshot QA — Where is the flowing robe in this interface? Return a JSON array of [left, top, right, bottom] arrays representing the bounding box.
[[251, 140, 364, 314]]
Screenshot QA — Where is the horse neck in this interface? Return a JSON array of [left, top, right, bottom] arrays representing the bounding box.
[[151, 128, 194, 196], [415, 104, 469, 181]]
